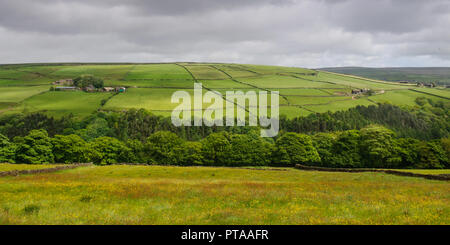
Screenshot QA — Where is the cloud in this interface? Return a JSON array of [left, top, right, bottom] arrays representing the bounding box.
[[0, 0, 448, 67]]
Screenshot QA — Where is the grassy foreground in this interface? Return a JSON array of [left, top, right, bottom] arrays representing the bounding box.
[[0, 163, 66, 172], [0, 165, 448, 225]]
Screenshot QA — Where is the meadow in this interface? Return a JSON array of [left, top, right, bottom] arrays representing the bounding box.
[[0, 163, 65, 172], [0, 164, 448, 225], [0, 63, 448, 119]]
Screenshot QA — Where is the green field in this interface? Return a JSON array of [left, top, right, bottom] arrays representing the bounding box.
[[0, 63, 449, 119], [369, 90, 448, 106], [0, 165, 448, 225], [320, 67, 450, 86], [7, 91, 111, 119]]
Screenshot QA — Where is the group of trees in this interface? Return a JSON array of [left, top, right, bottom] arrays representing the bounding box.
[[73, 75, 104, 88], [0, 126, 448, 169], [280, 100, 449, 140], [0, 98, 448, 169]]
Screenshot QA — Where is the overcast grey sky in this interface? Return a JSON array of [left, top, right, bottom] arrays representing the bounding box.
[[0, 0, 449, 67]]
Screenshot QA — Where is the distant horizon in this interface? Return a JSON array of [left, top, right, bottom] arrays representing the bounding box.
[[1, 62, 450, 70]]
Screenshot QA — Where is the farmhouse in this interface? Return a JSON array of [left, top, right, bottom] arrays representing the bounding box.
[[103, 87, 115, 92], [351, 88, 369, 94]]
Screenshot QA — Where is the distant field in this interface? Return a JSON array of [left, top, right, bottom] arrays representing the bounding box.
[[184, 65, 229, 80], [7, 91, 111, 119], [0, 165, 448, 225], [0, 86, 50, 103], [320, 67, 450, 85], [304, 98, 376, 113], [369, 90, 448, 106], [0, 63, 449, 119], [238, 75, 345, 89]]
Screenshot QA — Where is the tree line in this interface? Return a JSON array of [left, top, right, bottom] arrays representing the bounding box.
[[0, 125, 448, 169], [0, 97, 448, 168]]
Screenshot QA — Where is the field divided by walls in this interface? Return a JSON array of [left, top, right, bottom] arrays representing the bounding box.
[[0, 63, 448, 120]]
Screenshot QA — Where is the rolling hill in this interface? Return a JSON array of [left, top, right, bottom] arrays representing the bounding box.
[[319, 67, 450, 86], [0, 63, 449, 120]]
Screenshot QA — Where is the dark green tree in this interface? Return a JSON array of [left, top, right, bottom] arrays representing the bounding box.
[[330, 130, 362, 168], [0, 133, 16, 163], [145, 131, 185, 165], [201, 132, 233, 166], [89, 137, 132, 165], [273, 132, 320, 166], [51, 134, 91, 163], [14, 129, 54, 164], [359, 125, 401, 168], [312, 133, 336, 166]]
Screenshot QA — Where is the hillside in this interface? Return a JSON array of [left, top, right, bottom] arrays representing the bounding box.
[[319, 67, 450, 86], [0, 63, 448, 120]]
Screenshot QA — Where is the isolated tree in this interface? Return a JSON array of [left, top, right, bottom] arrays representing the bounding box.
[[273, 132, 320, 166], [14, 129, 54, 164]]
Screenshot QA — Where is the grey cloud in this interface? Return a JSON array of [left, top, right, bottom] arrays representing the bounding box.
[[0, 0, 448, 67]]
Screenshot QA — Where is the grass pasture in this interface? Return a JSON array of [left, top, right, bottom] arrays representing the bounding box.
[[0, 86, 50, 103], [0, 165, 448, 225], [184, 65, 229, 80], [304, 98, 376, 113], [0, 63, 449, 119], [238, 75, 346, 89], [8, 91, 111, 119], [369, 90, 449, 106]]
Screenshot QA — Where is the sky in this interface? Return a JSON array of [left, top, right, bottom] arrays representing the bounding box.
[[0, 0, 449, 68]]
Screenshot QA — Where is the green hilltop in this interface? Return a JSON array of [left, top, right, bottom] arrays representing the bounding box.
[[0, 63, 449, 119]]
